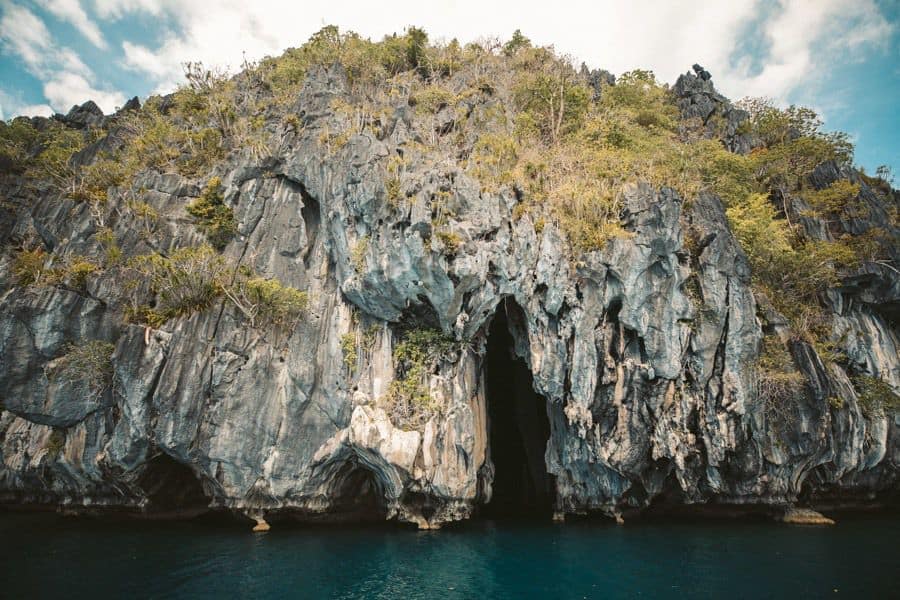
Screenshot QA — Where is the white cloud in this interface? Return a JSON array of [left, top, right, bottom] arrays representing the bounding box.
[[0, 90, 53, 120], [14, 103, 55, 118], [36, 0, 107, 48], [94, 0, 165, 19], [43, 72, 126, 113], [122, 39, 173, 79], [1, 2, 122, 114], [715, 0, 893, 101], [0, 3, 54, 73]]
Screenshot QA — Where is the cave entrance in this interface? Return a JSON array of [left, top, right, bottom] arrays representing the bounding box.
[[330, 459, 388, 522], [483, 300, 554, 518], [137, 454, 210, 514]]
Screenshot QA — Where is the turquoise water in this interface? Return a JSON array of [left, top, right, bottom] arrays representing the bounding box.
[[1, 513, 898, 599]]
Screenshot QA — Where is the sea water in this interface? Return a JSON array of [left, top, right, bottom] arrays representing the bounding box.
[[1, 512, 898, 598]]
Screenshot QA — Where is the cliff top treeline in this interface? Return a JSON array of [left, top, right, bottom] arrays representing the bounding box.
[[2, 26, 896, 355]]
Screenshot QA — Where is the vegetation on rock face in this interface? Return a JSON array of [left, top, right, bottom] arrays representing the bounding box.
[[124, 245, 307, 329], [383, 328, 458, 428], [45, 429, 66, 459], [853, 375, 900, 416], [186, 177, 237, 249], [52, 340, 116, 400], [341, 323, 380, 374], [223, 272, 308, 328], [757, 336, 807, 423], [13, 247, 100, 292], [127, 245, 229, 325]]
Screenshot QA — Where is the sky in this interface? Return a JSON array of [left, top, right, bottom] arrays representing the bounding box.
[[1, 0, 898, 175]]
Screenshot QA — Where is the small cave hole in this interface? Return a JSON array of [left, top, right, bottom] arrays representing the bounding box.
[[137, 454, 210, 513], [482, 299, 555, 518], [330, 459, 388, 521], [299, 188, 321, 268]]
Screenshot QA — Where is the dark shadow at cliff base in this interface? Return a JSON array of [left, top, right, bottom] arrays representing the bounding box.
[[482, 300, 555, 519]]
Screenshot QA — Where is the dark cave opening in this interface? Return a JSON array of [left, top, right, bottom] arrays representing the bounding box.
[[483, 300, 555, 518], [137, 454, 210, 513], [330, 459, 388, 521]]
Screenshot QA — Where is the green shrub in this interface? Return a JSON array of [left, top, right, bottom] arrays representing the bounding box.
[[256, 25, 434, 99], [61, 256, 100, 290], [30, 124, 86, 187], [351, 237, 369, 272], [385, 176, 402, 205], [503, 29, 532, 56], [799, 179, 860, 214], [726, 193, 859, 331], [127, 244, 308, 329], [341, 332, 359, 372], [853, 375, 900, 416], [469, 133, 517, 188], [68, 157, 128, 204], [128, 245, 228, 320], [382, 328, 457, 429], [186, 177, 237, 249], [0, 118, 40, 171], [435, 230, 463, 255], [11, 248, 98, 289], [512, 47, 591, 144], [127, 200, 160, 238], [117, 107, 185, 172], [95, 227, 123, 266], [224, 275, 308, 328], [411, 84, 456, 114], [12, 248, 52, 286]]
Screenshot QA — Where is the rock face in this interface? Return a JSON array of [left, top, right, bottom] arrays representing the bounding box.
[[1, 64, 898, 529]]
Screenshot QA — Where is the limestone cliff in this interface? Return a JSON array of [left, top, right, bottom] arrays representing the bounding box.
[[1, 35, 897, 528]]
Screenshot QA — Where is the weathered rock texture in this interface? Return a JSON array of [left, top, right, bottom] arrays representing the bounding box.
[[1, 65, 898, 528]]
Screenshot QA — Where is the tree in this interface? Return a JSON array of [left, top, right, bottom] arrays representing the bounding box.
[[875, 164, 894, 186], [406, 26, 429, 71], [513, 49, 591, 144], [503, 29, 531, 56]]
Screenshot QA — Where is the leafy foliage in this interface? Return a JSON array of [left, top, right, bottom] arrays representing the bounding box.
[[128, 245, 229, 323], [224, 274, 308, 328], [126, 245, 307, 330], [512, 47, 592, 144], [799, 179, 860, 215], [727, 193, 861, 329], [341, 332, 359, 372], [12, 248, 99, 291], [186, 177, 237, 249], [12, 248, 51, 286]]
